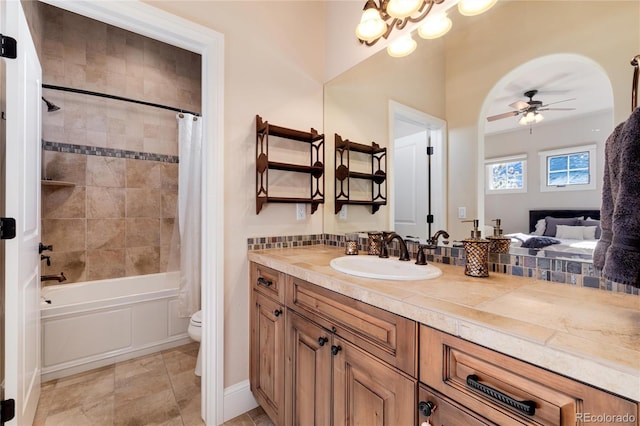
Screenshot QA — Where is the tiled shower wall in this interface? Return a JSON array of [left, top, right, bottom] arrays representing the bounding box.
[[36, 3, 201, 284]]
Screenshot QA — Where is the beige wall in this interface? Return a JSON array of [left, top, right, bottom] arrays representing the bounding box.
[[143, 1, 326, 388], [36, 3, 201, 284], [445, 0, 640, 239]]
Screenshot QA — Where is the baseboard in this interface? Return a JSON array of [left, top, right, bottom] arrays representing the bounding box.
[[223, 379, 258, 422]]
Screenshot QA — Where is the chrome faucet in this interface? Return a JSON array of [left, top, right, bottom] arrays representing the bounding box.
[[425, 230, 450, 249], [41, 272, 66, 283], [379, 232, 411, 261]]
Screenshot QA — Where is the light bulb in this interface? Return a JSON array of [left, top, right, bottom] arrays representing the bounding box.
[[387, 34, 417, 57], [355, 8, 387, 42], [418, 13, 452, 39], [457, 0, 498, 16], [386, 0, 422, 18], [535, 113, 544, 123]]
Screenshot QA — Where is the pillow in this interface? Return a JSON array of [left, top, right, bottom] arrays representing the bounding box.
[[580, 219, 602, 239], [555, 225, 585, 240], [521, 236, 560, 248], [532, 218, 546, 236], [543, 216, 580, 237], [582, 226, 598, 240]]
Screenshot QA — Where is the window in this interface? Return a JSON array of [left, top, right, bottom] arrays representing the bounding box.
[[484, 154, 527, 194], [539, 144, 596, 192]]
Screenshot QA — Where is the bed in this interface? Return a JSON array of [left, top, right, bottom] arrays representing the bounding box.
[[506, 209, 601, 259]]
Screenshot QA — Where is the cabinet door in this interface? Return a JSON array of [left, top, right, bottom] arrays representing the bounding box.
[[418, 385, 496, 426], [285, 312, 332, 426], [250, 291, 286, 425], [333, 337, 416, 426]]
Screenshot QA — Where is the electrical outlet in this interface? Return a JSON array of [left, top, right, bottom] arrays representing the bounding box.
[[296, 203, 306, 221], [339, 205, 347, 220], [458, 207, 467, 219]]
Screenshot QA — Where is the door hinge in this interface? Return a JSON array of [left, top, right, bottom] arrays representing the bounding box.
[[0, 34, 17, 59], [0, 399, 15, 423], [0, 218, 16, 240], [426, 146, 434, 155], [426, 214, 434, 224]]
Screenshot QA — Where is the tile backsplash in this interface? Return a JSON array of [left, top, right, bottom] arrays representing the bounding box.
[[248, 233, 639, 295]]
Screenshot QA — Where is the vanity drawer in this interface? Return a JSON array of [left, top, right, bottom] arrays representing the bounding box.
[[420, 325, 638, 426], [418, 385, 496, 426], [286, 276, 417, 376], [251, 262, 285, 304]]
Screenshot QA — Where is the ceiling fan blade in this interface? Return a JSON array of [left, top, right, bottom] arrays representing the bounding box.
[[508, 100, 529, 110], [541, 97, 576, 107], [537, 107, 576, 111], [486, 111, 519, 122]]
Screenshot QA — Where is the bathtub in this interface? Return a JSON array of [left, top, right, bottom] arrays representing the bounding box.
[[41, 271, 191, 381]]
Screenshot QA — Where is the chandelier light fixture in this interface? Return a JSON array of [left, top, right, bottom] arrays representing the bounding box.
[[356, 0, 498, 57], [518, 111, 544, 126]]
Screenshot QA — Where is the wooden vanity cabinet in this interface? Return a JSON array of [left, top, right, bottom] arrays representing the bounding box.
[[420, 325, 639, 426], [283, 273, 418, 426], [250, 264, 287, 425]]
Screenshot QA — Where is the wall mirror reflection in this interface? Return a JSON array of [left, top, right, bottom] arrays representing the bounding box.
[[323, 0, 639, 265]]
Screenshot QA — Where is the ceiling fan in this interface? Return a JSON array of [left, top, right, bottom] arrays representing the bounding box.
[[486, 89, 576, 125]]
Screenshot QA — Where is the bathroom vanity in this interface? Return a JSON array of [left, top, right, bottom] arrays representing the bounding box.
[[248, 246, 639, 425]]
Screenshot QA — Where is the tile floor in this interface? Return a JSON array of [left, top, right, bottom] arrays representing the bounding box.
[[34, 342, 273, 426]]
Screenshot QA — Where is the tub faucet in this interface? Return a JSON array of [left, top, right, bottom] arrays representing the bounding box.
[[41, 272, 66, 283], [425, 230, 450, 249], [379, 232, 411, 261]]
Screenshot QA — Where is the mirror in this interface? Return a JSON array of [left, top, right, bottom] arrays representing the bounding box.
[[324, 0, 639, 263]]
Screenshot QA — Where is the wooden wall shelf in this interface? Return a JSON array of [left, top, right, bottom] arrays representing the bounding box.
[[334, 133, 387, 214], [256, 115, 325, 214]]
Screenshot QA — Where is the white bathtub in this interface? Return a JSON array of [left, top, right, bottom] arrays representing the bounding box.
[[41, 271, 191, 381]]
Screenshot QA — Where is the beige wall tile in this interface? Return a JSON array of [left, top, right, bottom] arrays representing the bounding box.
[[43, 151, 86, 185], [126, 159, 161, 189], [42, 186, 86, 219], [125, 246, 160, 276], [126, 188, 161, 218], [87, 187, 125, 219], [161, 191, 178, 219], [42, 219, 86, 252], [86, 156, 125, 187], [87, 249, 126, 281], [41, 250, 86, 285], [160, 218, 176, 247], [126, 218, 160, 247], [87, 219, 125, 250], [161, 163, 178, 190]]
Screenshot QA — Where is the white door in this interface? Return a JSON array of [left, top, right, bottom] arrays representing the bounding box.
[[2, 0, 42, 424]]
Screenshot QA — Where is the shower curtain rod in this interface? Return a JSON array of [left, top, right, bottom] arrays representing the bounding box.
[[42, 84, 201, 116]]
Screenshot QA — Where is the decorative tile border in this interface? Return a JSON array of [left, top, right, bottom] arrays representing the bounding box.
[[248, 233, 639, 295], [42, 140, 179, 163]]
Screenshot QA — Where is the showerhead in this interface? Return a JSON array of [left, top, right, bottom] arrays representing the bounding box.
[[41, 97, 60, 112]]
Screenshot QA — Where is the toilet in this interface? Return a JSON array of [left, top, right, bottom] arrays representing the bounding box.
[[188, 310, 202, 376]]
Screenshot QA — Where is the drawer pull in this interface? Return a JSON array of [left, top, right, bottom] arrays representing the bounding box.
[[466, 374, 536, 416], [274, 309, 283, 317], [418, 401, 436, 417], [331, 345, 342, 356], [257, 277, 273, 287], [318, 336, 329, 347]]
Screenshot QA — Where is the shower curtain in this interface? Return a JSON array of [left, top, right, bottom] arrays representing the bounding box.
[[175, 113, 202, 317]]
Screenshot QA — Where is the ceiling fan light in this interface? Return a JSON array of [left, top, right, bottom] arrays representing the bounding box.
[[356, 8, 387, 42], [534, 112, 544, 123], [518, 115, 528, 126], [418, 13, 452, 39], [387, 34, 417, 57], [386, 0, 423, 18], [525, 111, 535, 122], [457, 0, 498, 16]]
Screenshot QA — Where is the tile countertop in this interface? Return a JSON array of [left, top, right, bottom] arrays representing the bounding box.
[[247, 245, 640, 402]]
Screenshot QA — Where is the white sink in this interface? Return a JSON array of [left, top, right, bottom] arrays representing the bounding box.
[[329, 255, 442, 281]]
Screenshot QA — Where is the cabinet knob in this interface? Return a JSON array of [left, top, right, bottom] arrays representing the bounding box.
[[331, 345, 342, 356], [418, 401, 436, 417], [273, 309, 283, 317], [317, 336, 328, 347]]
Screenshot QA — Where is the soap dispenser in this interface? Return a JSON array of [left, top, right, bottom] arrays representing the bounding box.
[[487, 218, 511, 254], [461, 219, 490, 277]]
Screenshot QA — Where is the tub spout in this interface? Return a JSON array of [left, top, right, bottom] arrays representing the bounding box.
[[41, 272, 66, 283]]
